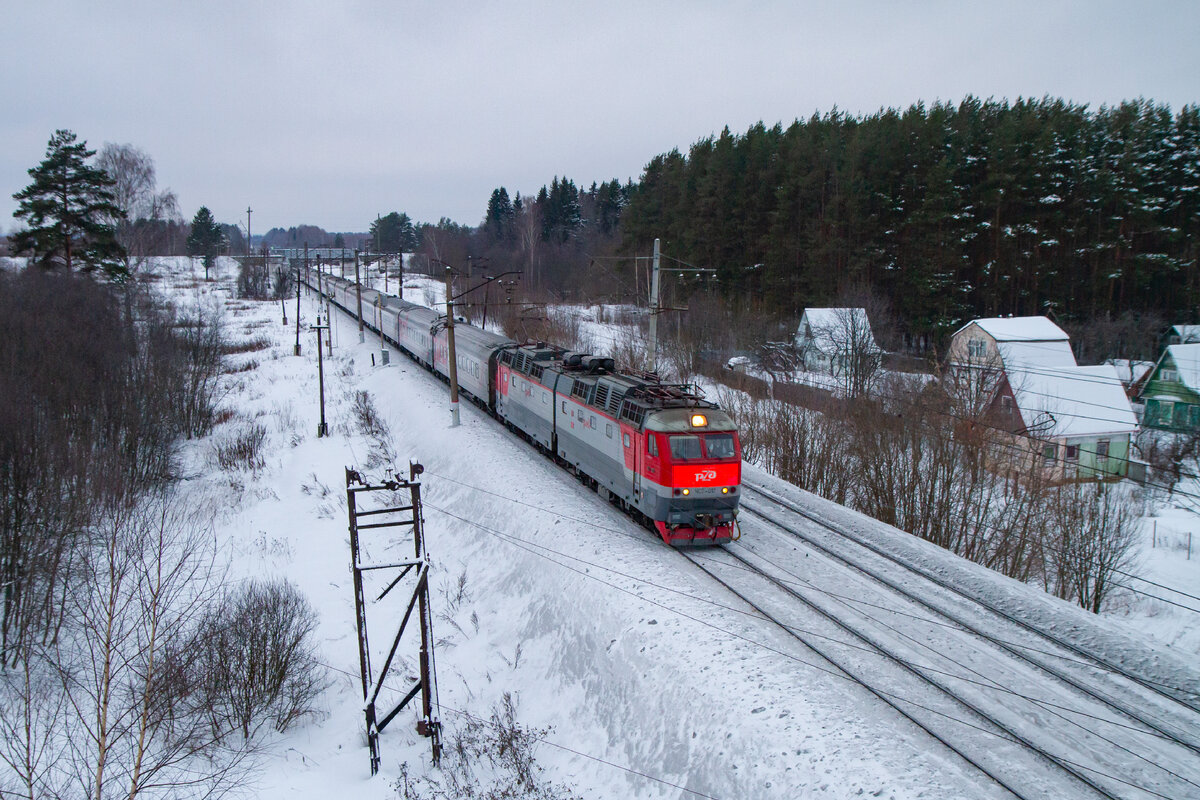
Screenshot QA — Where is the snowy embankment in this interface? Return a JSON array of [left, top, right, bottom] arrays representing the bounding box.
[[160, 257, 1198, 799]]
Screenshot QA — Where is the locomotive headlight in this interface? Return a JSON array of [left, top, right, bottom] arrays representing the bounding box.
[[722, 487, 729, 494], [682, 488, 690, 496], [690, 414, 707, 427]]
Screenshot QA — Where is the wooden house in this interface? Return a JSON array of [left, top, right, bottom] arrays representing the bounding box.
[[1138, 343, 1200, 432]]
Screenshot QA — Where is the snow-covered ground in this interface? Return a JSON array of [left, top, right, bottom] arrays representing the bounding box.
[[146, 257, 1199, 798], [1120, 494, 1200, 654]]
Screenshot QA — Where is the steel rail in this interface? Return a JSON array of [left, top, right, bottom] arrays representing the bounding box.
[[682, 547, 1122, 800], [742, 480, 1200, 719]]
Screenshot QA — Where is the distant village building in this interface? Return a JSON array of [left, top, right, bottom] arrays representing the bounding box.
[[795, 307, 880, 375], [794, 307, 882, 398], [1105, 359, 1156, 395], [1138, 343, 1200, 432], [947, 316, 1075, 371], [949, 316, 1138, 480], [1166, 324, 1200, 345]]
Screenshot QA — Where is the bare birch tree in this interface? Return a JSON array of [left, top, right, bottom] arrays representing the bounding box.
[[53, 492, 255, 800], [96, 144, 180, 270]]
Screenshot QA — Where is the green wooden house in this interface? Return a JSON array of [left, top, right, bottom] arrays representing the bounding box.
[[1139, 343, 1200, 431]]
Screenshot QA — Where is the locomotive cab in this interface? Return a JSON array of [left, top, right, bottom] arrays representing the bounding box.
[[642, 408, 741, 545]]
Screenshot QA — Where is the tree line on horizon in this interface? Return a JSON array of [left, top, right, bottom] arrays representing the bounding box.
[[10, 97, 1198, 350], [405, 96, 1200, 352], [619, 97, 1200, 343]]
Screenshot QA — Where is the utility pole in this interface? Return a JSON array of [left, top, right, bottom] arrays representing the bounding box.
[[246, 206, 252, 257], [294, 256, 302, 356], [375, 296, 389, 365], [444, 265, 460, 428], [648, 238, 661, 371], [355, 250, 365, 343], [642, 238, 715, 373], [316, 257, 332, 355], [312, 315, 329, 437]]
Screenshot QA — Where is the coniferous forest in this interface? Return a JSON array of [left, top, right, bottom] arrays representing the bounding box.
[[617, 97, 1200, 342]]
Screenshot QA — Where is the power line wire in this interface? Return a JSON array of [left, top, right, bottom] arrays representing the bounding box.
[[421, 502, 1188, 800]]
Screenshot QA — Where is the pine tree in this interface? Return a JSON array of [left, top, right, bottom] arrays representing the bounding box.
[[11, 129, 126, 279], [369, 212, 418, 253], [186, 206, 225, 280], [485, 187, 514, 240]]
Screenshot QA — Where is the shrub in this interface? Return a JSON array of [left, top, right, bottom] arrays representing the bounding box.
[[394, 694, 579, 800], [193, 579, 327, 739], [214, 423, 267, 472], [353, 390, 396, 469]]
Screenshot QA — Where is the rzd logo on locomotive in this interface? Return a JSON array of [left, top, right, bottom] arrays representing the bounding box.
[[694, 469, 718, 482]]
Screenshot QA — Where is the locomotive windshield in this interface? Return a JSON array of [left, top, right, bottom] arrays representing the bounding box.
[[667, 433, 737, 460], [705, 433, 737, 459], [669, 435, 703, 460]]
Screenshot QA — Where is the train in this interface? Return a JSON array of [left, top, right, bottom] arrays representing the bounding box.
[[307, 270, 741, 546]]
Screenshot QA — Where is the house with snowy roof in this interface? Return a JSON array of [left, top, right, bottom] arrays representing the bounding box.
[[1105, 359, 1156, 395], [950, 316, 1138, 479], [990, 364, 1139, 480], [948, 316, 1075, 371], [795, 307, 880, 373], [1166, 324, 1200, 346], [794, 307, 882, 397], [1138, 343, 1200, 432]]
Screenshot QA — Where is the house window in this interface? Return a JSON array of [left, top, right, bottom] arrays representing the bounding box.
[[1161, 369, 1178, 383], [1097, 440, 1110, 459], [1191, 405, 1200, 429], [1174, 403, 1189, 428], [1065, 444, 1078, 460], [967, 338, 987, 359], [1042, 444, 1056, 463], [1000, 396, 1013, 413]]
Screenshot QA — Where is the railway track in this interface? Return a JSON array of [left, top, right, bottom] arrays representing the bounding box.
[[741, 480, 1200, 722], [678, 482, 1200, 799]]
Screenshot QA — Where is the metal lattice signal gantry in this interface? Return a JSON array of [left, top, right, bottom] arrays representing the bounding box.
[[345, 462, 441, 774]]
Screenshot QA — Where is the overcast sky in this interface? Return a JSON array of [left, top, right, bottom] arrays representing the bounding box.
[[2, 1, 1197, 235]]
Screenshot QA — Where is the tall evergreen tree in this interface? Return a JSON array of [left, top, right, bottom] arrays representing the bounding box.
[[11, 129, 126, 279], [186, 206, 225, 280], [485, 187, 515, 240], [370, 212, 418, 253]]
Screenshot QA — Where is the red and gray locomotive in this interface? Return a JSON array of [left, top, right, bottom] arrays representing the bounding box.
[[315, 273, 741, 546]]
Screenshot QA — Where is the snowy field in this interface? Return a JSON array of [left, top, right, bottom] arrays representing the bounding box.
[[140, 257, 1198, 798]]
